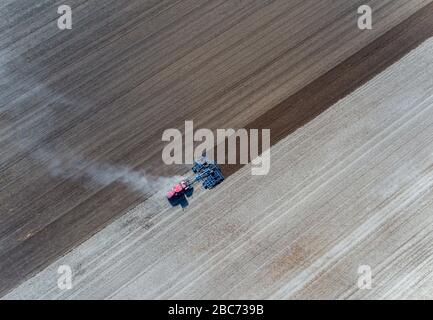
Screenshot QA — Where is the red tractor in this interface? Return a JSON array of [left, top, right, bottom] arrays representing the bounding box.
[[166, 180, 191, 200]]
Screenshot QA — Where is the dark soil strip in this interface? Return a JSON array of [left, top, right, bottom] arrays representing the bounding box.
[[221, 2, 433, 177]]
